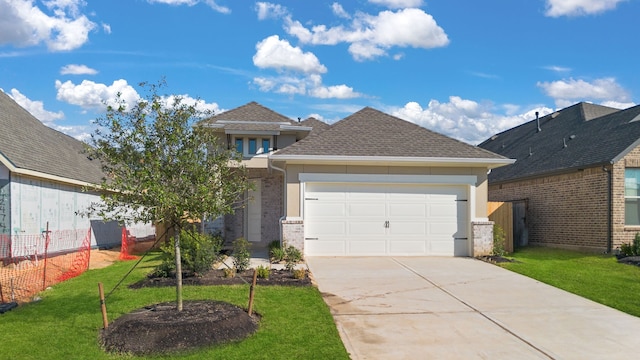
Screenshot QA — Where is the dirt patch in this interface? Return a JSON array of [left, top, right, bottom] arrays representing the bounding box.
[[100, 300, 259, 356], [129, 268, 312, 288], [89, 248, 122, 270]]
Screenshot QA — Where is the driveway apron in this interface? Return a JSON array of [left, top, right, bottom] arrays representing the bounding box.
[[306, 257, 640, 360]]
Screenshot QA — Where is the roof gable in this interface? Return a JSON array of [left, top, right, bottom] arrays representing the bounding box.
[[202, 101, 295, 124], [274, 107, 506, 160], [0, 91, 104, 184], [479, 102, 640, 182], [299, 117, 330, 135]]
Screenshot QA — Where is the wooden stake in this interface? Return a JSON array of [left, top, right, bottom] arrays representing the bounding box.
[[248, 269, 258, 315], [98, 282, 108, 329], [174, 232, 183, 311]]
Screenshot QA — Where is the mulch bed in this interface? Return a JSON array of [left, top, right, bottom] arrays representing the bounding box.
[[100, 300, 259, 356], [617, 255, 640, 267], [476, 255, 516, 264], [129, 268, 312, 289]]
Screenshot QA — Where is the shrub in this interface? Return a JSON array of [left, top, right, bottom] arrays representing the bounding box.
[[256, 265, 270, 279], [223, 267, 235, 278], [284, 245, 302, 271], [619, 233, 640, 257], [292, 268, 306, 279], [270, 247, 286, 263], [154, 229, 223, 277], [268, 240, 281, 251], [232, 237, 251, 272], [492, 224, 507, 257]]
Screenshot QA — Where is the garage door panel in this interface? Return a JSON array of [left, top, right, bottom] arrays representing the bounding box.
[[349, 221, 386, 235], [348, 239, 386, 255], [306, 202, 346, 217], [388, 221, 426, 235], [388, 203, 426, 217], [306, 221, 346, 236], [348, 203, 386, 217], [389, 240, 426, 254]]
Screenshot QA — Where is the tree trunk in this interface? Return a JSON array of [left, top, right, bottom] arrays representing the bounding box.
[[174, 232, 183, 311]]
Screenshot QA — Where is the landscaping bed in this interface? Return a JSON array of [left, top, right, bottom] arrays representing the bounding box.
[[129, 268, 312, 288]]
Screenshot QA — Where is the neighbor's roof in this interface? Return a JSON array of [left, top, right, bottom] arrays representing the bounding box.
[[478, 102, 640, 183], [299, 117, 330, 135], [0, 90, 104, 185], [272, 107, 510, 165]]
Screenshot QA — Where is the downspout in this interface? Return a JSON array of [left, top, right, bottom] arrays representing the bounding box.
[[269, 159, 287, 247], [603, 164, 613, 253]]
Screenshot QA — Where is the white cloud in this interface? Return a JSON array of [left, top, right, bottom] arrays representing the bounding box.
[[392, 97, 553, 144], [55, 79, 141, 110], [0, 0, 96, 51], [160, 94, 222, 115], [5, 88, 64, 124], [368, 0, 424, 8], [256, 2, 288, 20], [332, 3, 350, 19], [147, 0, 230, 13], [252, 73, 361, 99], [102, 23, 111, 34], [284, 8, 449, 61], [544, 65, 572, 73], [253, 35, 327, 74], [60, 64, 98, 75], [545, 0, 626, 17], [537, 77, 631, 107]]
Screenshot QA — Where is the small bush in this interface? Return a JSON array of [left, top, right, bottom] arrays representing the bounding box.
[[492, 224, 507, 257], [284, 245, 303, 271], [292, 268, 306, 279], [223, 267, 235, 278], [256, 265, 270, 279], [232, 237, 251, 272], [270, 247, 286, 263], [268, 240, 281, 251], [619, 233, 640, 257], [154, 229, 223, 277]]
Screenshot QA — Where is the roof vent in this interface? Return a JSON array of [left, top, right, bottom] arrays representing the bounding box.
[[536, 112, 541, 132], [563, 138, 567, 148], [551, 112, 560, 118]]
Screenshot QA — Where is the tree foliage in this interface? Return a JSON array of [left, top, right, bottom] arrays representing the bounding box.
[[86, 81, 248, 228]]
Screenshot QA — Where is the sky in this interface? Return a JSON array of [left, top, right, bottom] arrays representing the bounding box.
[[0, 0, 638, 145]]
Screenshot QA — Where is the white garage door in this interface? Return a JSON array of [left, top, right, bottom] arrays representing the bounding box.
[[304, 182, 469, 256]]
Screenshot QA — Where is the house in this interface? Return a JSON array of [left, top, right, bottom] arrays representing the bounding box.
[[0, 90, 153, 256], [203, 102, 514, 256], [478, 102, 640, 253]]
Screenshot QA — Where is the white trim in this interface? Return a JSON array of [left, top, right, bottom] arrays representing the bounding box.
[[226, 130, 280, 136], [216, 120, 292, 125], [0, 153, 97, 188], [298, 173, 478, 185], [270, 154, 515, 168]]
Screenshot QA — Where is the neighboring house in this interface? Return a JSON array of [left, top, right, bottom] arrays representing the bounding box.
[[478, 102, 640, 253], [0, 91, 153, 256], [203, 102, 513, 256]]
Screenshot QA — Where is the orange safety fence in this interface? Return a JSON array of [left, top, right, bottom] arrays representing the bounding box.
[[119, 228, 140, 261], [0, 228, 91, 304]]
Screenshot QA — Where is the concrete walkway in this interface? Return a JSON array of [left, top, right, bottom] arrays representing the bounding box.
[[306, 257, 640, 360]]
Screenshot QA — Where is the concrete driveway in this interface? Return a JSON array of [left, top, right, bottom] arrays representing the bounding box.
[[306, 257, 640, 360]]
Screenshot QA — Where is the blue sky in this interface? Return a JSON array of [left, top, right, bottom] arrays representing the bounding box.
[[0, 0, 637, 144]]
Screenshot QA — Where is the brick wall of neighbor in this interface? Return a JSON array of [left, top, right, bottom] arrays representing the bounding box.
[[614, 146, 640, 248], [488, 166, 609, 252], [472, 221, 494, 256], [281, 219, 304, 252], [223, 169, 283, 246]]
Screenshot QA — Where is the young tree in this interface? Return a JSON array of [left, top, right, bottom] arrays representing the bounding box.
[[87, 81, 248, 310]]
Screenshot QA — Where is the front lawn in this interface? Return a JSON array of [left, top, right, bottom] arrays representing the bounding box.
[[0, 255, 349, 359], [500, 247, 640, 317]]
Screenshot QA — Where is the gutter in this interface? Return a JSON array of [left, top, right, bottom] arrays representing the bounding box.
[[0, 153, 98, 188], [603, 164, 614, 253], [268, 154, 515, 169]]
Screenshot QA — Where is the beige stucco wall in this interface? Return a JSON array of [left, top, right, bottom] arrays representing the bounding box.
[[280, 163, 489, 219]]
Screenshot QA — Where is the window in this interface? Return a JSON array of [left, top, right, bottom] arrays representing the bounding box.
[[262, 139, 270, 154], [248, 138, 257, 155], [625, 169, 640, 225], [235, 138, 243, 154]]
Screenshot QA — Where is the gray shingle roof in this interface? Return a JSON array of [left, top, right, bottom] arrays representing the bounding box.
[[201, 101, 295, 124], [478, 102, 640, 183], [299, 117, 330, 135], [274, 107, 507, 159], [0, 91, 104, 184]]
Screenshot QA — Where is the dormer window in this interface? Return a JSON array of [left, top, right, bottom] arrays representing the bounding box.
[[233, 136, 271, 157]]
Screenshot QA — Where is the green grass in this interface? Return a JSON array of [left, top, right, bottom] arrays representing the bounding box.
[[500, 247, 640, 317], [0, 254, 349, 359]]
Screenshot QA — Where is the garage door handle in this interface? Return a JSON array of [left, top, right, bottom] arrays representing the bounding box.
[[305, 237, 319, 240], [384, 221, 389, 228]]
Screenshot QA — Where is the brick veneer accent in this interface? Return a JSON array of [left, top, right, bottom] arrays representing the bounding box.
[[223, 168, 283, 246], [489, 166, 609, 252], [614, 146, 640, 248], [281, 219, 304, 252], [472, 221, 494, 256]]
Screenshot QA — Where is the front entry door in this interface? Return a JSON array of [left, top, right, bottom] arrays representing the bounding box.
[[247, 180, 262, 242]]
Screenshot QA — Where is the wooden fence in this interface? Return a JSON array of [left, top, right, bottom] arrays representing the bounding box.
[[488, 202, 514, 253]]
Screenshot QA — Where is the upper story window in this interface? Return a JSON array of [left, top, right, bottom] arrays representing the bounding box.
[[625, 168, 640, 225], [233, 137, 271, 157]]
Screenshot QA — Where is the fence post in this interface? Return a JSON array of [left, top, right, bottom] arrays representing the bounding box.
[[42, 222, 51, 291]]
